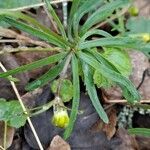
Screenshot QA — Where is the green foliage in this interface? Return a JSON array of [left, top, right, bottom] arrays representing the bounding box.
[[64, 54, 80, 139], [82, 62, 109, 123], [126, 17, 150, 33], [102, 48, 132, 77], [0, 0, 41, 9], [128, 128, 150, 137], [93, 70, 112, 88], [0, 99, 27, 128], [0, 0, 149, 138], [51, 79, 73, 102]]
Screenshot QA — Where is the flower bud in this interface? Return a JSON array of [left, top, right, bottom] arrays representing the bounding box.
[[52, 97, 69, 128], [141, 33, 150, 42]]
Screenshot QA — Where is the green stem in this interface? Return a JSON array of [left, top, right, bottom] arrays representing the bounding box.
[[30, 100, 55, 116], [3, 121, 7, 150]]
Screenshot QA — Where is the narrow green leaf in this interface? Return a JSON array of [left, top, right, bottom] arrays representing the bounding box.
[[0, 52, 66, 77], [0, 11, 53, 33], [101, 48, 132, 77], [82, 62, 109, 123], [80, 0, 129, 35], [25, 58, 66, 91], [80, 29, 112, 43], [78, 51, 140, 102], [67, 0, 81, 40], [128, 128, 150, 137], [79, 37, 140, 50], [64, 54, 80, 139], [0, 0, 41, 9], [73, 0, 103, 37], [44, 0, 67, 39], [2, 16, 69, 48]]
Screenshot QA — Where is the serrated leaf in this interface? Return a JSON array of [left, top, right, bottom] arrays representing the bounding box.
[[64, 54, 80, 139], [0, 52, 66, 78], [81, 62, 109, 123], [78, 51, 140, 103], [128, 128, 150, 137], [80, 0, 129, 35], [0, 100, 27, 128], [26, 58, 66, 91]]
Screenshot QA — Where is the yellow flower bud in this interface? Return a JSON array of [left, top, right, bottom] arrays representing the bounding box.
[[141, 33, 150, 42], [52, 97, 69, 128], [129, 6, 139, 16]]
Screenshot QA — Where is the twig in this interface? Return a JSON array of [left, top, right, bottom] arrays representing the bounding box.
[[105, 99, 150, 104], [0, 28, 51, 48], [43, 6, 59, 34], [0, 146, 5, 150], [0, 62, 44, 150], [0, 0, 72, 12], [62, 2, 68, 28], [3, 121, 7, 150], [0, 40, 20, 43], [0, 47, 61, 55]]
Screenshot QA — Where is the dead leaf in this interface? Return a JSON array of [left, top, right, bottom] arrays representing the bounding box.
[[47, 135, 70, 150], [135, 136, 150, 150], [0, 121, 15, 149], [91, 108, 117, 140], [116, 128, 139, 150]]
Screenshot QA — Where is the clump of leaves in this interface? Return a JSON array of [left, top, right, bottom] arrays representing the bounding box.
[[0, 0, 150, 139]]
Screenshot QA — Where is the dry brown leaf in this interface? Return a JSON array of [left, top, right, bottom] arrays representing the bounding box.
[[47, 135, 70, 150], [116, 128, 139, 150], [91, 108, 117, 140], [0, 121, 15, 149]]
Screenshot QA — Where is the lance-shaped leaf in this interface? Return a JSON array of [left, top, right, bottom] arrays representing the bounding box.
[[80, 29, 112, 43], [44, 0, 67, 39], [78, 51, 140, 103], [128, 128, 150, 137], [64, 54, 80, 139], [73, 0, 103, 37], [79, 37, 141, 50], [0, 52, 66, 77], [82, 61, 109, 123], [0, 11, 53, 33], [80, 0, 129, 35], [2, 16, 69, 48], [67, 0, 81, 40], [25, 58, 66, 91], [0, 0, 41, 9]]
